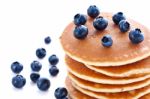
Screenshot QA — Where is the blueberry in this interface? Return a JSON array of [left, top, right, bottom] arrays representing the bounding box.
[[11, 61, 23, 73], [73, 25, 88, 39], [112, 12, 126, 25], [101, 35, 113, 47], [37, 78, 50, 91], [49, 66, 59, 76], [74, 13, 87, 26], [31, 61, 42, 72], [12, 75, 26, 88], [54, 87, 68, 99], [36, 48, 46, 59], [119, 20, 130, 32], [44, 36, 51, 44], [93, 16, 108, 30], [129, 28, 144, 44], [30, 73, 40, 83], [48, 54, 59, 65], [87, 5, 100, 18]]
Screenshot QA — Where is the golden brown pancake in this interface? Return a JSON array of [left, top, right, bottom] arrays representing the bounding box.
[[85, 57, 150, 77], [60, 12, 150, 66], [68, 72, 150, 93], [66, 77, 150, 99], [65, 55, 150, 84], [66, 77, 95, 99], [140, 93, 150, 99]]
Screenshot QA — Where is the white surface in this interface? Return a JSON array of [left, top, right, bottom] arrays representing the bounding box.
[[0, 0, 150, 99]]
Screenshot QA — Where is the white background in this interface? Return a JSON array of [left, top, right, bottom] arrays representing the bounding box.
[[0, 0, 150, 99]]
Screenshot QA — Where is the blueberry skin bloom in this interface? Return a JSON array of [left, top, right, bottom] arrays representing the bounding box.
[[119, 20, 130, 32], [74, 13, 87, 26], [93, 16, 108, 31], [30, 73, 40, 83], [87, 5, 100, 18], [44, 36, 51, 44], [112, 12, 126, 25], [48, 54, 59, 65], [129, 28, 144, 44], [11, 61, 23, 73], [36, 48, 46, 59], [49, 66, 59, 76], [37, 78, 50, 91], [73, 25, 88, 39], [12, 75, 26, 88], [31, 61, 42, 72], [101, 35, 113, 47], [54, 87, 68, 99]]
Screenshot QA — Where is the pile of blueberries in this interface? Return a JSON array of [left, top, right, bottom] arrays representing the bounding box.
[[73, 5, 144, 47], [11, 36, 68, 99]]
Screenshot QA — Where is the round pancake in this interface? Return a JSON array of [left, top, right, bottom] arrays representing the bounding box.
[[85, 57, 150, 77], [60, 12, 150, 66], [140, 94, 150, 99], [68, 72, 150, 93], [66, 78, 150, 99], [65, 77, 95, 99], [65, 55, 150, 84]]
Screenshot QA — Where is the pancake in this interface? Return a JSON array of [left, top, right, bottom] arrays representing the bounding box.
[[66, 78, 150, 99], [140, 93, 150, 99], [60, 12, 150, 66], [73, 81, 150, 99], [65, 55, 150, 84], [68, 72, 150, 93], [85, 57, 150, 77], [65, 77, 95, 99]]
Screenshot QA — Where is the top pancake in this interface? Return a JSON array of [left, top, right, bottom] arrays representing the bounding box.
[[60, 12, 150, 66]]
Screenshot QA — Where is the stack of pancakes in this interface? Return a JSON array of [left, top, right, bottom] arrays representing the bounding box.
[[60, 13, 150, 99]]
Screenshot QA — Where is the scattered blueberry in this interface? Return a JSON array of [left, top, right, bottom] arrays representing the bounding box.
[[30, 73, 40, 83], [55, 87, 68, 99], [44, 36, 51, 44], [48, 54, 59, 65], [119, 20, 130, 32], [31, 61, 42, 72], [74, 13, 87, 26], [36, 48, 46, 59], [93, 16, 108, 30], [12, 75, 26, 88], [112, 12, 126, 25], [73, 25, 88, 39], [87, 5, 100, 18], [129, 28, 144, 44], [11, 61, 23, 74], [101, 35, 113, 47], [49, 66, 59, 76], [37, 78, 50, 91]]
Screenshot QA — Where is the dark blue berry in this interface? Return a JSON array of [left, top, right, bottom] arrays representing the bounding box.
[[36, 48, 46, 59], [74, 14, 87, 26], [49, 66, 59, 76], [87, 5, 100, 18], [44, 36, 51, 44], [48, 54, 59, 65], [12, 75, 26, 88], [54, 87, 68, 99], [101, 35, 113, 47], [119, 20, 130, 32], [30, 73, 40, 83], [11, 61, 23, 73], [37, 78, 50, 91], [112, 12, 126, 25], [73, 25, 88, 39], [31, 61, 42, 72], [93, 16, 108, 30], [129, 28, 144, 44]]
